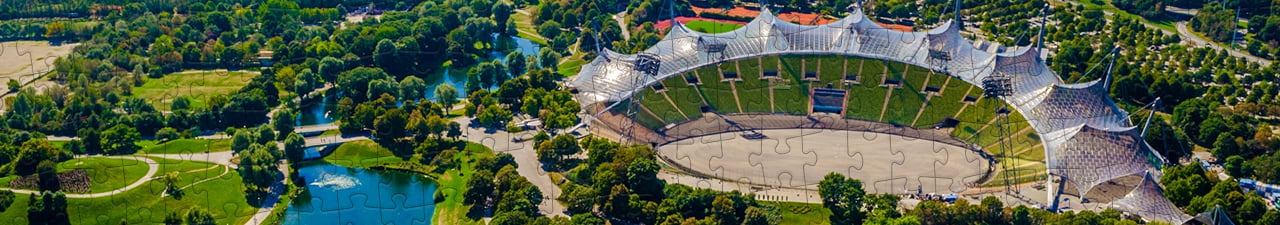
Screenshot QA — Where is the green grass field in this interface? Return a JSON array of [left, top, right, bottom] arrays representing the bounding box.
[[735, 59, 774, 113], [324, 140, 408, 167], [882, 65, 930, 125], [510, 10, 548, 45], [65, 168, 256, 225], [660, 77, 707, 120], [913, 76, 971, 127], [150, 157, 218, 175], [57, 157, 151, 193], [140, 138, 232, 154], [816, 56, 845, 87], [429, 142, 493, 225], [846, 59, 888, 119], [684, 20, 744, 34], [638, 85, 685, 123], [134, 71, 257, 111], [762, 201, 834, 225], [694, 66, 741, 113]]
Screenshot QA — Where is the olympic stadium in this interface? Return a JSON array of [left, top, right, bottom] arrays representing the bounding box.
[[567, 5, 1191, 224]]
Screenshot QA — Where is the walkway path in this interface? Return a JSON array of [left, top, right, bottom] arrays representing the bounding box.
[[452, 116, 568, 218], [0, 156, 158, 198]]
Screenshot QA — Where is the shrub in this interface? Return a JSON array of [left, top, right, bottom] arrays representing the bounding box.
[[156, 127, 180, 142]]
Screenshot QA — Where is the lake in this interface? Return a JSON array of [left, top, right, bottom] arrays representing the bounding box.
[[297, 35, 541, 126], [280, 163, 438, 225]]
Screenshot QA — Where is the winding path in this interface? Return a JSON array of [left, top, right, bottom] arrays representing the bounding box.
[[0, 156, 158, 198]]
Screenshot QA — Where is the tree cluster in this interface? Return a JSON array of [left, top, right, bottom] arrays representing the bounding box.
[[1161, 164, 1280, 225]]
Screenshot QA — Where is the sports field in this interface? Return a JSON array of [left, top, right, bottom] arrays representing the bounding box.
[[657, 128, 989, 194]]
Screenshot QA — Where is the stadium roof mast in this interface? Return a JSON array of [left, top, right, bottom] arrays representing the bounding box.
[[1037, 4, 1048, 54]]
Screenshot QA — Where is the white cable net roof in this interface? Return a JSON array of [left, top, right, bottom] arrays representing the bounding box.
[[1111, 172, 1194, 224], [570, 6, 1172, 217], [1043, 124, 1159, 196]]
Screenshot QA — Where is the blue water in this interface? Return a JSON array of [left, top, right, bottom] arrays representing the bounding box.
[[281, 163, 438, 225], [297, 94, 338, 126], [297, 35, 541, 126], [420, 35, 542, 101]]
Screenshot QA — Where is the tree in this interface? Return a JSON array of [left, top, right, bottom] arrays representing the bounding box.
[[435, 84, 459, 110], [284, 132, 306, 163], [400, 76, 427, 102], [318, 57, 345, 82], [742, 206, 771, 225], [709, 195, 739, 225], [506, 51, 527, 77], [238, 144, 281, 202], [163, 212, 182, 225], [101, 124, 141, 155], [464, 169, 495, 205], [184, 207, 216, 225], [819, 172, 866, 225], [256, 125, 276, 145], [273, 109, 297, 139], [538, 21, 562, 41], [374, 39, 400, 73], [537, 134, 580, 167], [538, 48, 561, 70], [232, 130, 254, 153], [446, 121, 462, 139], [6, 79, 17, 93], [156, 127, 181, 142], [163, 172, 183, 199], [373, 109, 409, 140]]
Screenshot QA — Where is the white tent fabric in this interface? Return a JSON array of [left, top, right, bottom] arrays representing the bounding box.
[[570, 6, 1173, 220], [1111, 172, 1194, 224]]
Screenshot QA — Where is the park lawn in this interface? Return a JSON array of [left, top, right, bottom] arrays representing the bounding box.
[[148, 157, 218, 176], [638, 85, 686, 123], [684, 20, 744, 34], [0, 191, 30, 222], [140, 138, 232, 154], [816, 56, 845, 87], [556, 56, 588, 77], [1071, 0, 1176, 33], [57, 157, 151, 193], [761, 201, 833, 225], [913, 76, 971, 127], [845, 59, 888, 120], [735, 59, 773, 113], [510, 10, 548, 45], [65, 169, 256, 225], [661, 75, 707, 120], [429, 142, 493, 225], [48, 140, 69, 149], [694, 66, 740, 113], [324, 140, 407, 168], [134, 71, 257, 111]]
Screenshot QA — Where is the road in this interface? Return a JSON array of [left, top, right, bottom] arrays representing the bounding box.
[[1054, 0, 1271, 66], [1174, 21, 1271, 66], [452, 117, 568, 218], [613, 12, 631, 40], [0, 156, 158, 198]]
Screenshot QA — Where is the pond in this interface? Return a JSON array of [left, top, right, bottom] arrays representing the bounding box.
[[297, 35, 541, 126], [280, 163, 438, 225], [420, 35, 542, 101]]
